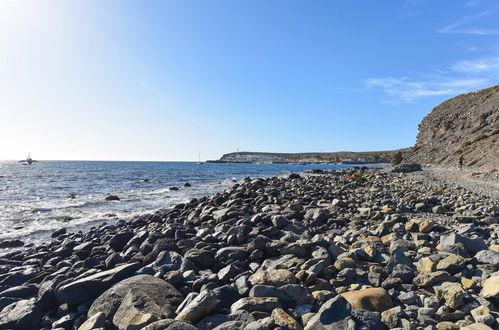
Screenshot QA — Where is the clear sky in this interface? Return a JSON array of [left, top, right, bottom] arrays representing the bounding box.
[[1, 0, 498, 161]]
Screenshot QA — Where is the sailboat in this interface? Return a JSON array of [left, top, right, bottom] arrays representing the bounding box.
[[197, 150, 204, 165], [18, 153, 39, 165]]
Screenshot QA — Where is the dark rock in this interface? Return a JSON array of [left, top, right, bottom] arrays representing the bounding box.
[[185, 249, 215, 269], [0, 298, 41, 329], [304, 295, 355, 329], [0, 240, 24, 249], [0, 284, 38, 299], [51, 228, 67, 238], [109, 231, 134, 252], [87, 274, 183, 323], [104, 195, 120, 201], [57, 262, 141, 306]]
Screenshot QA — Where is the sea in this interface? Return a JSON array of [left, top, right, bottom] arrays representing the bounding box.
[[0, 161, 380, 246]]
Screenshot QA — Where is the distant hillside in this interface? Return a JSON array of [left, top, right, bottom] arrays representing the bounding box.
[[404, 85, 499, 170], [209, 149, 411, 164]]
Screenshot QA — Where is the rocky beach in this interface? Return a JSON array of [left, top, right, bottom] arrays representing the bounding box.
[[0, 165, 497, 330]]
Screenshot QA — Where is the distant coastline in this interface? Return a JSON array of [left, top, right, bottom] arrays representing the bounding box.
[[207, 148, 410, 164]]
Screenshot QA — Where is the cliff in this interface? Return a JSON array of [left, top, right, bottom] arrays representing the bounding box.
[[404, 85, 499, 170]]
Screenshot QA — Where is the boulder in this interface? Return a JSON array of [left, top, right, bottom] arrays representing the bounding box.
[[88, 275, 183, 323], [304, 295, 355, 330], [436, 254, 466, 273], [0, 298, 41, 329], [57, 262, 141, 306], [474, 250, 499, 267], [105, 195, 120, 201], [112, 289, 168, 329], [481, 273, 499, 301], [109, 231, 134, 252], [184, 249, 215, 268], [340, 287, 393, 313], [77, 312, 106, 330], [176, 290, 218, 323]]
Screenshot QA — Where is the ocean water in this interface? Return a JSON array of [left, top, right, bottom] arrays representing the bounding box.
[[0, 161, 378, 245]]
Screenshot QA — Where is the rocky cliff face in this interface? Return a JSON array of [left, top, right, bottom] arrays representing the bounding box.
[[404, 85, 499, 170]]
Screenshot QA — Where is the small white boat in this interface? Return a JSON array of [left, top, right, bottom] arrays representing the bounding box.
[[18, 153, 39, 165]]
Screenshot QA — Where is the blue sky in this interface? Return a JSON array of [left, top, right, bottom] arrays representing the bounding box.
[[1, 0, 498, 161]]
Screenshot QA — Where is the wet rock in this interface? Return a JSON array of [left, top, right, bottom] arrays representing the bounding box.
[[105, 195, 120, 201], [109, 231, 134, 252], [0, 239, 24, 248], [51, 228, 67, 238]]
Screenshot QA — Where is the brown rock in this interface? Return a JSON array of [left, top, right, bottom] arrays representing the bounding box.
[[340, 287, 393, 312]]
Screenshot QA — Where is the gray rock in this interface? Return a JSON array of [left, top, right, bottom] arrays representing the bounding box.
[[184, 249, 215, 268], [230, 297, 280, 313], [77, 312, 106, 330], [57, 262, 141, 306], [304, 295, 356, 330], [88, 275, 183, 323], [474, 250, 499, 267], [0, 298, 41, 329], [142, 319, 198, 330], [176, 290, 218, 323], [0, 284, 38, 299]]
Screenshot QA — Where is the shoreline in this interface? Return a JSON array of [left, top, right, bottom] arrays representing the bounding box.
[[0, 167, 497, 329]]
